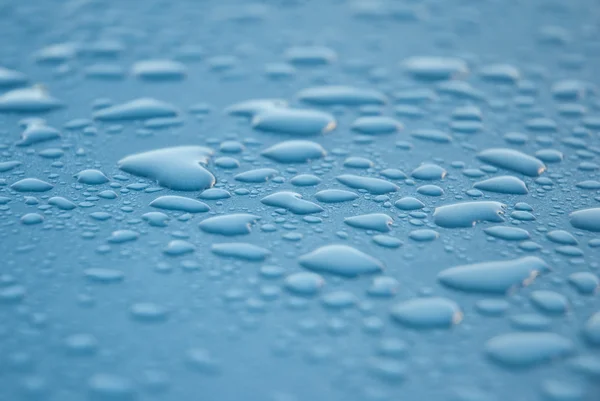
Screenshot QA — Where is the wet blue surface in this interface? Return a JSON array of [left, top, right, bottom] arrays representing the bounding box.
[[1, 0, 600, 400]]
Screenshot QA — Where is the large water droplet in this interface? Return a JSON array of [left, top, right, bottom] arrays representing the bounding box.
[[0, 86, 62, 113], [118, 146, 215, 191], [433, 201, 506, 228], [10, 178, 54, 192], [16, 123, 60, 146], [437, 256, 549, 294], [570, 208, 600, 232], [298, 244, 384, 277], [477, 148, 546, 177]]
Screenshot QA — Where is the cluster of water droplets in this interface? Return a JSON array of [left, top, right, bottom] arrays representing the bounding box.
[[1, 0, 600, 400]]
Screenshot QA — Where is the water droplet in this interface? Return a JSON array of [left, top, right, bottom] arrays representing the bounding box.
[[0, 285, 26, 304], [344, 213, 393, 232], [484, 226, 530, 241], [530, 290, 569, 315], [199, 213, 260, 236], [547, 230, 578, 245], [336, 174, 398, 194], [252, 108, 336, 136], [107, 230, 139, 244], [372, 235, 404, 249], [130, 302, 169, 322], [344, 156, 374, 169], [403, 56, 468, 81], [261, 191, 323, 215], [433, 201, 506, 228], [298, 244, 384, 277], [411, 129, 452, 143], [75, 169, 109, 185], [485, 332, 574, 368], [21, 213, 44, 225], [163, 240, 195, 256], [64, 333, 98, 356], [568, 272, 599, 295], [0, 66, 27, 88], [84, 268, 125, 284], [211, 242, 271, 261], [88, 373, 135, 400], [394, 197, 425, 210], [477, 148, 546, 177], [10, 178, 54, 192], [35, 42, 76, 63], [540, 379, 585, 401], [225, 98, 287, 118], [297, 85, 387, 106], [285, 46, 337, 66], [84, 64, 126, 80], [0, 87, 62, 113], [570, 208, 600, 232], [479, 63, 520, 84], [438, 256, 549, 294], [583, 312, 600, 346], [93, 98, 179, 121], [290, 174, 321, 187], [235, 168, 279, 183], [411, 163, 447, 181], [131, 59, 186, 81], [321, 290, 357, 309], [351, 116, 403, 135], [0, 161, 22, 173], [408, 229, 439, 242], [186, 348, 221, 375], [284, 272, 325, 296], [16, 123, 60, 146], [150, 196, 210, 213], [261, 140, 326, 163], [142, 212, 169, 227], [390, 297, 463, 329], [367, 276, 400, 297], [535, 149, 564, 163], [473, 176, 528, 195], [118, 147, 215, 191], [199, 188, 231, 200], [417, 184, 444, 197], [314, 189, 359, 203], [48, 196, 77, 210]]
